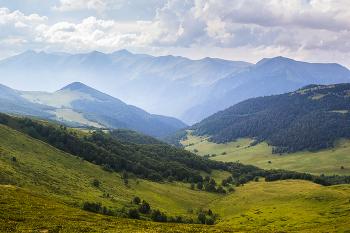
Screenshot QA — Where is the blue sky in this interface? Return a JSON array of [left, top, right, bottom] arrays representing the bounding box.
[[1, 0, 350, 68]]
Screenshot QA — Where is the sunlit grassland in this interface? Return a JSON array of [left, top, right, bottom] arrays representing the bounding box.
[[181, 131, 350, 176], [211, 179, 350, 232], [0, 185, 239, 233], [51, 109, 103, 128], [1, 123, 350, 232], [0, 124, 226, 219]]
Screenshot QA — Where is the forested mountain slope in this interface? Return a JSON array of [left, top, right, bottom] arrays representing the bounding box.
[[166, 83, 350, 154]]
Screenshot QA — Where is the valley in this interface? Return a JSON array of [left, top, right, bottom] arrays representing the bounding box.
[[0, 113, 350, 232], [181, 131, 350, 176]]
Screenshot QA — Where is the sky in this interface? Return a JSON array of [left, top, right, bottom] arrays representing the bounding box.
[[1, 0, 350, 68]]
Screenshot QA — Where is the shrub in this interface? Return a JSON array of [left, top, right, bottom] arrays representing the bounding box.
[[138, 200, 150, 214], [93, 179, 100, 187], [128, 208, 140, 219], [190, 183, 195, 190], [196, 182, 203, 189], [205, 217, 214, 225], [83, 201, 101, 213], [198, 213, 206, 224], [11, 157, 17, 162], [133, 196, 141, 205], [168, 175, 174, 182]]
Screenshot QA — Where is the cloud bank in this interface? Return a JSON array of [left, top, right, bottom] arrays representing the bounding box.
[[1, 0, 350, 67]]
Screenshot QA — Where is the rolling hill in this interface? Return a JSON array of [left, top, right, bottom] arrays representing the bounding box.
[[1, 113, 350, 232], [0, 82, 187, 137]]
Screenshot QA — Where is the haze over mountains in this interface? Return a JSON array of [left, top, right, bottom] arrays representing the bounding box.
[[0, 82, 186, 137], [1, 50, 350, 125]]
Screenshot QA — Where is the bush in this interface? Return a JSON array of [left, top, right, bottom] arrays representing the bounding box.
[[228, 187, 235, 192], [93, 179, 100, 187], [190, 183, 195, 190], [138, 200, 150, 214], [196, 182, 203, 189], [168, 175, 174, 182], [151, 209, 167, 222], [11, 157, 17, 162], [198, 213, 206, 224], [205, 217, 214, 225], [128, 208, 140, 219], [254, 176, 259, 182], [83, 201, 101, 213], [133, 196, 141, 205], [102, 164, 113, 172]]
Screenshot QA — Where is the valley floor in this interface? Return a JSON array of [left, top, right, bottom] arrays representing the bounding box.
[[182, 132, 350, 176]]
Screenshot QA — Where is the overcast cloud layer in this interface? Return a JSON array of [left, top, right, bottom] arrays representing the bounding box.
[[1, 0, 350, 68]]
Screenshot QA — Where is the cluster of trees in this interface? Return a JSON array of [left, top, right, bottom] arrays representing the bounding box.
[[107, 129, 167, 145], [183, 83, 350, 154]]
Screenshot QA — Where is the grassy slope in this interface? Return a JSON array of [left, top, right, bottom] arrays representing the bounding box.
[[52, 109, 103, 128], [0, 185, 239, 233], [1, 124, 350, 232], [181, 131, 350, 176]]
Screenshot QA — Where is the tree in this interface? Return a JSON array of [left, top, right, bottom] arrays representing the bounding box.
[[254, 176, 259, 182], [122, 170, 129, 179], [221, 179, 228, 187], [196, 182, 203, 190], [138, 200, 150, 214], [207, 209, 212, 216], [205, 217, 214, 225], [168, 175, 174, 182], [151, 209, 167, 222], [190, 183, 195, 190], [210, 178, 216, 186], [93, 179, 100, 187], [11, 157, 17, 162], [198, 213, 206, 224], [204, 175, 210, 182], [133, 196, 141, 205], [28, 126, 39, 139], [124, 179, 129, 185], [128, 208, 140, 219]]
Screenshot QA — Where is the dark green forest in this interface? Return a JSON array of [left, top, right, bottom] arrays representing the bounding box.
[[169, 83, 350, 154]]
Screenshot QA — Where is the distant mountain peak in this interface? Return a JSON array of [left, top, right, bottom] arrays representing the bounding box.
[[59, 82, 89, 91]]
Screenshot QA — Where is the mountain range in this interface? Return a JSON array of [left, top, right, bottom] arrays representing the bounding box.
[[1, 50, 350, 125], [0, 82, 186, 137], [0, 50, 251, 125]]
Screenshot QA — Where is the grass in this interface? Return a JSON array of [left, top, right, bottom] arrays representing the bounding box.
[[52, 109, 103, 128], [0, 185, 240, 232], [1, 124, 350, 232], [181, 131, 350, 176]]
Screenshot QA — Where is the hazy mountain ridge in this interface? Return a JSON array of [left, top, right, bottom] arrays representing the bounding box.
[[180, 56, 350, 124], [0, 82, 187, 137], [0, 50, 252, 123]]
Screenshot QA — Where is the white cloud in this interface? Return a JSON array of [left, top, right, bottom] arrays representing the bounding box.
[[1, 1, 350, 68], [52, 0, 123, 14]]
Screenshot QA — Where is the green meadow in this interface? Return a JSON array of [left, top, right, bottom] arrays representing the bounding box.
[[1, 123, 350, 232], [181, 131, 350, 176]]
